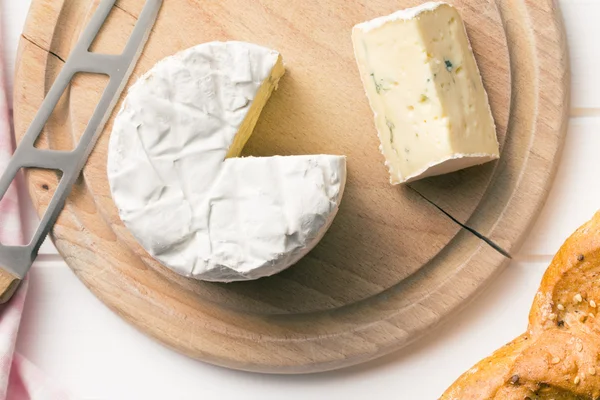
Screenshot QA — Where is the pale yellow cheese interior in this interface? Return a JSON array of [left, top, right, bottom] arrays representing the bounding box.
[[352, 4, 500, 184], [225, 55, 285, 158]]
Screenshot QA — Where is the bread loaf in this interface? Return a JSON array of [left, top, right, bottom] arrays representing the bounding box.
[[442, 211, 600, 399]]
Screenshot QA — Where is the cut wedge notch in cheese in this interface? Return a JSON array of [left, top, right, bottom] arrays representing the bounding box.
[[352, 2, 500, 184], [107, 41, 346, 282]]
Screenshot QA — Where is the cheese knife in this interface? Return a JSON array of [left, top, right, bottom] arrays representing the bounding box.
[[0, 0, 162, 303]]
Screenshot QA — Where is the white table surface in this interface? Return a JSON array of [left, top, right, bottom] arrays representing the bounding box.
[[2, 1, 599, 399]]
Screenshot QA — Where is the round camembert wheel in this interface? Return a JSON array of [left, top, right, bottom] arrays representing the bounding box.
[[107, 41, 346, 282]]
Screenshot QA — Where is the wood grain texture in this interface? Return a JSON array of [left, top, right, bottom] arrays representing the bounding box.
[[0, 268, 20, 304], [12, 0, 568, 372]]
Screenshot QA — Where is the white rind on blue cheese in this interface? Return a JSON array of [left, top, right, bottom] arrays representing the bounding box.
[[352, 2, 500, 184], [354, 2, 446, 32], [107, 41, 346, 282]]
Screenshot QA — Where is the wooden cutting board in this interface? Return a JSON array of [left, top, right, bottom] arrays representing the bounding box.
[[13, 0, 569, 373]]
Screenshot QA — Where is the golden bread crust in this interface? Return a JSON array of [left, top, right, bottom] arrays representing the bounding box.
[[441, 211, 600, 400]]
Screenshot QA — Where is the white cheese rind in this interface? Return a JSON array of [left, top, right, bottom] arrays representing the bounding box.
[[354, 2, 446, 32], [107, 41, 346, 282], [352, 2, 500, 184]]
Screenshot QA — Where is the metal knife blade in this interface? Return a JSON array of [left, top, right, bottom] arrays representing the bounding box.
[[0, 0, 163, 303]]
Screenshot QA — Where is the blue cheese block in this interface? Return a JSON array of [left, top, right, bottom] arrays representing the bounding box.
[[352, 2, 500, 184]]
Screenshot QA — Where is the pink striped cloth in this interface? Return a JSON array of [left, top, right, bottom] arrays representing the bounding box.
[[0, 28, 71, 400]]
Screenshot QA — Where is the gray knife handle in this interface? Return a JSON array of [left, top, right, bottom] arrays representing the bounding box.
[[0, 0, 162, 303]]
